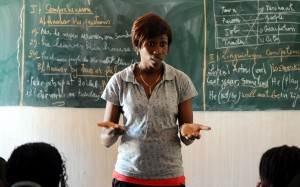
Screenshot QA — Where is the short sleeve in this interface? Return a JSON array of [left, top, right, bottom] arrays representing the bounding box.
[[101, 74, 121, 106], [178, 73, 198, 103]]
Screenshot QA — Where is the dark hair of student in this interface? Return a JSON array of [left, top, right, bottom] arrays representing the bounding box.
[[6, 142, 68, 187], [0, 157, 7, 187], [259, 145, 300, 187], [288, 172, 300, 187], [131, 13, 172, 50]]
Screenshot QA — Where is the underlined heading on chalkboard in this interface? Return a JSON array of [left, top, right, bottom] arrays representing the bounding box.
[[21, 0, 139, 107]]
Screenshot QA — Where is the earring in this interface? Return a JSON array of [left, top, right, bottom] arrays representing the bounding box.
[[134, 48, 139, 55]]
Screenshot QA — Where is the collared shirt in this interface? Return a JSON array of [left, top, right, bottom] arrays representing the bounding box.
[[101, 62, 198, 180]]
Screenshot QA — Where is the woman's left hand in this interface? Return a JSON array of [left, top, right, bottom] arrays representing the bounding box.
[[180, 123, 211, 140]]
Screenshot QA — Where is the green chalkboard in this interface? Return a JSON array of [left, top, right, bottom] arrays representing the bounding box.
[[0, 0, 22, 106], [2, 0, 300, 110], [204, 0, 300, 110], [0, 0, 204, 109]]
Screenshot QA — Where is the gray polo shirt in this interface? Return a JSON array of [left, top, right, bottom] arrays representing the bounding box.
[[101, 62, 198, 179]]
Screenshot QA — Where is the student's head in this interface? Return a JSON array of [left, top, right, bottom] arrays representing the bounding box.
[[131, 13, 172, 51], [6, 142, 68, 187], [0, 157, 6, 187], [258, 145, 300, 187], [288, 173, 300, 187]]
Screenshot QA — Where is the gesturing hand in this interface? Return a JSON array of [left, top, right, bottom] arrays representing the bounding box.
[[97, 122, 126, 135], [180, 123, 211, 140]]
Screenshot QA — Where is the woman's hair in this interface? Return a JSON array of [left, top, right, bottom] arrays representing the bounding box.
[[131, 13, 172, 50], [6, 142, 68, 187], [259, 145, 300, 187]]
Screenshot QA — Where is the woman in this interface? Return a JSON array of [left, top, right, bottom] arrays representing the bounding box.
[[98, 13, 211, 187]]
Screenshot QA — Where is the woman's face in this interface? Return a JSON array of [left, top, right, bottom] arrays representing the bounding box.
[[139, 34, 169, 68]]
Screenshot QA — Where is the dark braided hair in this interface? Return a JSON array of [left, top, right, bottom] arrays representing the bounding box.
[[6, 142, 68, 187], [259, 145, 300, 187]]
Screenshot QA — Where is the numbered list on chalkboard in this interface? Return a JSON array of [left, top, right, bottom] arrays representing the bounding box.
[[22, 0, 138, 107]]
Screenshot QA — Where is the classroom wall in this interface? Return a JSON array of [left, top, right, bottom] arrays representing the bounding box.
[[0, 107, 299, 187]]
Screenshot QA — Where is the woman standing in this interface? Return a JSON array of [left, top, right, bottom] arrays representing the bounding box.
[[98, 13, 211, 187]]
